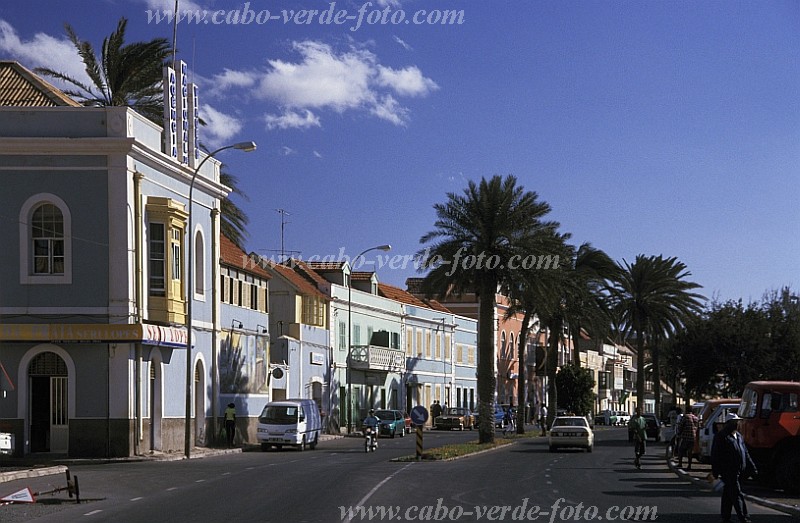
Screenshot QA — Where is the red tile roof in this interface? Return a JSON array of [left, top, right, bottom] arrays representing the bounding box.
[[219, 235, 271, 279], [378, 283, 428, 307], [351, 271, 375, 281], [0, 61, 81, 107], [262, 260, 328, 300], [306, 261, 346, 271], [289, 259, 331, 290]]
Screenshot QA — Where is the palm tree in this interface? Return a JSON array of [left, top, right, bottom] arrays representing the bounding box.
[[611, 255, 704, 418], [417, 175, 559, 443], [36, 18, 251, 248], [36, 18, 171, 123], [504, 231, 569, 433]]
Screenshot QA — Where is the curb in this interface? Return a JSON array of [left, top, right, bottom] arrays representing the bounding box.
[[0, 465, 69, 484], [666, 458, 800, 518]]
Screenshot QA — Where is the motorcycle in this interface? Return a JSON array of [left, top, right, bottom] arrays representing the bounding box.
[[364, 425, 378, 452]]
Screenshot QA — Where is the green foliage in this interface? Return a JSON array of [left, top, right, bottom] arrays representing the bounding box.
[[417, 175, 559, 444], [672, 287, 800, 398], [555, 364, 595, 416]]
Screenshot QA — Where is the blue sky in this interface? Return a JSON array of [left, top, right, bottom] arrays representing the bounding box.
[[1, 0, 798, 304]]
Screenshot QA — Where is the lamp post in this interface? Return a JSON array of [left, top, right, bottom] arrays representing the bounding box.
[[346, 244, 391, 434], [185, 141, 256, 458]]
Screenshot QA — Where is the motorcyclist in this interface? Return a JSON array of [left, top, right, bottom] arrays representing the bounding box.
[[363, 409, 381, 451], [363, 409, 380, 432]]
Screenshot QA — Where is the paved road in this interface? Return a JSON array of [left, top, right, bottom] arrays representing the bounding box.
[[0, 428, 794, 522]]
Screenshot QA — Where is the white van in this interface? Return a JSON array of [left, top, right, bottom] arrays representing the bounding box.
[[256, 399, 322, 451], [697, 402, 741, 463]]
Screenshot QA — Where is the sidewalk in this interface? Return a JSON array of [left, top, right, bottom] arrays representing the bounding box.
[[1, 433, 344, 484], [666, 454, 800, 518]]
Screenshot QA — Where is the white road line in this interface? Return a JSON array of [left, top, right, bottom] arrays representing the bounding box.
[[83, 510, 102, 516], [222, 472, 231, 476], [130, 497, 143, 501], [167, 487, 177, 491], [195, 479, 205, 483], [342, 463, 414, 523]]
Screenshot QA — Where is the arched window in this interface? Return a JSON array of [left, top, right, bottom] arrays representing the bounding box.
[[19, 194, 72, 284], [500, 331, 507, 354], [32, 204, 64, 274], [509, 333, 515, 356], [194, 230, 204, 296]]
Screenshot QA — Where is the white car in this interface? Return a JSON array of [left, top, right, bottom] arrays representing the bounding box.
[[615, 411, 631, 426], [549, 416, 594, 452]]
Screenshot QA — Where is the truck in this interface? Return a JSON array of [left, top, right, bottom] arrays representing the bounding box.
[[696, 400, 741, 463], [738, 381, 800, 493], [256, 399, 322, 451]]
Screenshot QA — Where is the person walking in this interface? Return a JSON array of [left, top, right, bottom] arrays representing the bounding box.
[[676, 409, 699, 470], [431, 400, 443, 429], [711, 413, 757, 523], [539, 404, 548, 436], [628, 408, 647, 469], [224, 402, 237, 447]]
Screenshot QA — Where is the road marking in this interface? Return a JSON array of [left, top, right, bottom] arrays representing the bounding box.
[[195, 479, 205, 483], [84, 510, 102, 516], [167, 487, 177, 491], [246, 467, 254, 470], [342, 463, 414, 523], [130, 497, 143, 501], [222, 472, 231, 476]]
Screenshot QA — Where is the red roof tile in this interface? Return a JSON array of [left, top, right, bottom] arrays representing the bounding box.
[[219, 235, 271, 279], [289, 259, 331, 290], [351, 271, 375, 281], [306, 261, 346, 271], [262, 260, 328, 300]]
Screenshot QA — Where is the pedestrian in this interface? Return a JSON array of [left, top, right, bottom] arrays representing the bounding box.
[[539, 404, 548, 436], [676, 409, 699, 470], [502, 406, 515, 435], [628, 407, 647, 469], [711, 413, 757, 523], [224, 402, 236, 447], [431, 400, 443, 428]]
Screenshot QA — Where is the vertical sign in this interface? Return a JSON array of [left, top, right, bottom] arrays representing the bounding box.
[[187, 83, 199, 169], [163, 66, 178, 160], [177, 61, 189, 165]]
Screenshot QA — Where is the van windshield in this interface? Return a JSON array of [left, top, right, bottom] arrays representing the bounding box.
[[259, 406, 298, 424]]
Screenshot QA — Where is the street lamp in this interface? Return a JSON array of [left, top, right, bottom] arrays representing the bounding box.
[[185, 141, 256, 458], [346, 244, 391, 433]]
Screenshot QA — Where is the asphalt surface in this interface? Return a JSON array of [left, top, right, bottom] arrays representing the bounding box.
[[1, 427, 797, 522]]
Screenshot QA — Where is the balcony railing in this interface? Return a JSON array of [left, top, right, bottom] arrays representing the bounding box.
[[349, 345, 405, 372]]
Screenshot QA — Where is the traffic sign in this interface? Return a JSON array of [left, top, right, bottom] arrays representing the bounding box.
[[410, 405, 429, 425], [1, 487, 35, 503]]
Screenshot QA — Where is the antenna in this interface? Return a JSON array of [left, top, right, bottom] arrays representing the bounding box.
[[276, 209, 291, 262], [171, 0, 180, 69]]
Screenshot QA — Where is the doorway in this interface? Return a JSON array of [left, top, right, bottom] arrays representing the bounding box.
[[28, 352, 68, 453]]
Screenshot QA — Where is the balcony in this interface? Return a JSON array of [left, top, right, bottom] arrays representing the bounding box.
[[349, 345, 405, 372]]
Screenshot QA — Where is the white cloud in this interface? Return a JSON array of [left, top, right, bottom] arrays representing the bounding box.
[[0, 19, 88, 88], [313, 150, 323, 159], [259, 41, 374, 111], [281, 146, 296, 156], [140, 0, 205, 14], [370, 94, 408, 126], [376, 65, 438, 97], [200, 104, 243, 147], [209, 40, 437, 127], [264, 109, 321, 131], [393, 35, 412, 51]]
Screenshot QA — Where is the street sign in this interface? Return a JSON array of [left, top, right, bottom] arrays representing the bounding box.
[[410, 405, 429, 426], [1, 487, 35, 503]]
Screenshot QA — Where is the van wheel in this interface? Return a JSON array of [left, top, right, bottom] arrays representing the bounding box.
[[298, 436, 306, 451], [309, 434, 318, 450]]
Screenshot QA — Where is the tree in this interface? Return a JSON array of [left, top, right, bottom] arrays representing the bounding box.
[[37, 18, 251, 248], [418, 175, 558, 443], [505, 230, 568, 433], [555, 363, 595, 416], [611, 255, 704, 418], [36, 18, 171, 124]]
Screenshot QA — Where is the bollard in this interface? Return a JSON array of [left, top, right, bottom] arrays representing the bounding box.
[[415, 425, 423, 460]]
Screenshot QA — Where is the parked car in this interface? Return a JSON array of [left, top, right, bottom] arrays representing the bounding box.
[[257, 399, 322, 451], [436, 407, 474, 430], [615, 411, 631, 426], [473, 404, 506, 429], [549, 416, 594, 452], [375, 409, 406, 438], [697, 401, 741, 463], [642, 413, 662, 442], [594, 409, 618, 426]]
